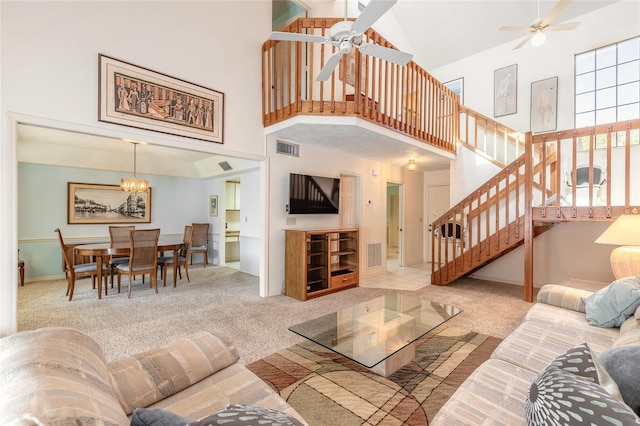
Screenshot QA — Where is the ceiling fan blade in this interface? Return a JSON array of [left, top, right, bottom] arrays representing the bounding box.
[[499, 26, 534, 32], [352, 0, 397, 34], [540, 0, 572, 28], [315, 52, 344, 82], [545, 21, 580, 31], [513, 33, 535, 50], [359, 43, 412, 65], [269, 31, 329, 43]]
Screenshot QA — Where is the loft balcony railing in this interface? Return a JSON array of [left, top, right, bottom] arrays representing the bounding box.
[[262, 18, 458, 154]]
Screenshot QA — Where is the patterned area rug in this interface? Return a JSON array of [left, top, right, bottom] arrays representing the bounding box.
[[246, 325, 501, 425]]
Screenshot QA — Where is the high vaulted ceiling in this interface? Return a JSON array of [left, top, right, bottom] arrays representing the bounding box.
[[19, 0, 620, 176], [391, 0, 615, 70]]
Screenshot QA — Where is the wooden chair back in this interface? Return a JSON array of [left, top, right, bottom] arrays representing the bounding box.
[[109, 225, 135, 244], [54, 228, 73, 272], [128, 228, 160, 270], [191, 223, 209, 248]]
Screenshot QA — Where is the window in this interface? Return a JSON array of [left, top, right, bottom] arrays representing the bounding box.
[[575, 37, 640, 128], [575, 37, 640, 149]]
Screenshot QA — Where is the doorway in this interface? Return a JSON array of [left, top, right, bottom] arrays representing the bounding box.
[[426, 185, 450, 262], [387, 183, 402, 268], [224, 179, 241, 270]]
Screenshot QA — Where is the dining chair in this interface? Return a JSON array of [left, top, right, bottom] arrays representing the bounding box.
[[54, 228, 107, 301], [108, 225, 135, 287], [190, 223, 209, 267], [116, 228, 160, 298], [157, 225, 193, 287], [18, 249, 25, 287]]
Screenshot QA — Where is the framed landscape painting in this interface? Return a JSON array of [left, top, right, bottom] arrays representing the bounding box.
[[68, 182, 152, 224], [98, 54, 224, 143]]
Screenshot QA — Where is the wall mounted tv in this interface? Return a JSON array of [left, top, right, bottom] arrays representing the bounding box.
[[289, 173, 340, 214]]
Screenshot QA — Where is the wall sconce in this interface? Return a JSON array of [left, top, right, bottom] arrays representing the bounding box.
[[595, 214, 640, 279], [408, 159, 416, 172]]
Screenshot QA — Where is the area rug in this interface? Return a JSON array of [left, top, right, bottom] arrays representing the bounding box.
[[246, 325, 501, 425]]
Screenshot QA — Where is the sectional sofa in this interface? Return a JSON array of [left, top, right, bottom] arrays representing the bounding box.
[[432, 278, 640, 424], [0, 327, 307, 425]]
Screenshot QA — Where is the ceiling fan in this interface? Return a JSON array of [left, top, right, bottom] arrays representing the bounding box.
[[500, 0, 580, 50], [269, 0, 413, 82]]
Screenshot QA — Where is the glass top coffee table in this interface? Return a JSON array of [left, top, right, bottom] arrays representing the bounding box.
[[289, 293, 462, 376]]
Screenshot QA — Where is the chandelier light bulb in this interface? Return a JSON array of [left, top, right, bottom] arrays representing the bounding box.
[[120, 142, 149, 193]]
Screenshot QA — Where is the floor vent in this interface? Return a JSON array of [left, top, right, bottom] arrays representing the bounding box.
[[367, 242, 382, 269], [276, 140, 300, 157]]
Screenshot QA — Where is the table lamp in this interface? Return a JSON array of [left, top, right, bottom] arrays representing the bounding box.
[[595, 214, 640, 279]]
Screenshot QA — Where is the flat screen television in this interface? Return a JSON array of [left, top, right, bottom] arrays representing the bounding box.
[[289, 173, 340, 214]]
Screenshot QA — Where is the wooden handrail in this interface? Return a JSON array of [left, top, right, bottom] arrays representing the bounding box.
[[262, 17, 457, 154], [432, 118, 640, 301]]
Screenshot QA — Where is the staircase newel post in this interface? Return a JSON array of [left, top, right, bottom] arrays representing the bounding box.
[[524, 131, 534, 302]]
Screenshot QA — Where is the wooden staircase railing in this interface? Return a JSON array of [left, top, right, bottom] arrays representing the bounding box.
[[458, 105, 526, 167], [432, 118, 640, 302], [430, 153, 535, 287], [262, 17, 457, 154]]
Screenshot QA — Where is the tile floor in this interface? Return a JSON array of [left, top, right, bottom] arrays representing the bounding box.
[[359, 255, 432, 291]]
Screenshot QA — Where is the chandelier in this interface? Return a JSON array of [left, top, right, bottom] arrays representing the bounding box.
[[120, 142, 148, 193]]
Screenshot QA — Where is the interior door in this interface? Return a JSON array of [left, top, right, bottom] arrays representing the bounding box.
[[339, 176, 356, 228], [388, 195, 399, 249], [426, 185, 450, 261]]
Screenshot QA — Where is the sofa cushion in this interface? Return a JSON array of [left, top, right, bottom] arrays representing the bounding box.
[[582, 277, 640, 328], [536, 284, 592, 313], [430, 358, 535, 425], [189, 404, 305, 426], [108, 330, 240, 415], [131, 407, 191, 426], [599, 346, 640, 416], [145, 362, 306, 423], [526, 366, 640, 425], [0, 327, 129, 425], [613, 316, 640, 348], [491, 308, 617, 373]]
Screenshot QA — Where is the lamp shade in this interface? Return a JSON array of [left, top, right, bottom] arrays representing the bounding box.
[[595, 215, 640, 246]]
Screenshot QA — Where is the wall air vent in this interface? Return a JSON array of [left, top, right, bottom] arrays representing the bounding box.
[[218, 161, 233, 171], [276, 140, 300, 157], [367, 242, 382, 269]]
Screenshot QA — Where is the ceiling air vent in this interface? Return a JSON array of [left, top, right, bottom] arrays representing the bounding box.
[[276, 140, 299, 157], [218, 161, 233, 171]]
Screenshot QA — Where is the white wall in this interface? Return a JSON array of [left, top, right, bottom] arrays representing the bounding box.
[[0, 1, 272, 335], [266, 135, 406, 296], [431, 1, 640, 133], [430, 0, 640, 286]]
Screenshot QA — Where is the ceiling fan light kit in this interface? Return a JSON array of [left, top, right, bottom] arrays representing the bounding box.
[[499, 0, 580, 50], [531, 29, 546, 46], [269, 0, 412, 82]]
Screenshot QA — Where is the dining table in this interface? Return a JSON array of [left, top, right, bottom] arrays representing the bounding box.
[[74, 237, 184, 299]]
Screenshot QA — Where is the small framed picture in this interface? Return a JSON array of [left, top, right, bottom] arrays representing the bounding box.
[[209, 195, 218, 217], [444, 77, 464, 105], [530, 76, 558, 133], [494, 64, 517, 117]]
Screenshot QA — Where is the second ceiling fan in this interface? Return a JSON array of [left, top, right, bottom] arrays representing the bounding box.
[[269, 0, 413, 82], [500, 0, 581, 50]]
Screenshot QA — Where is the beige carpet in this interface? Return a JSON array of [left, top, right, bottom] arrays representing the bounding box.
[[17, 266, 535, 365]]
